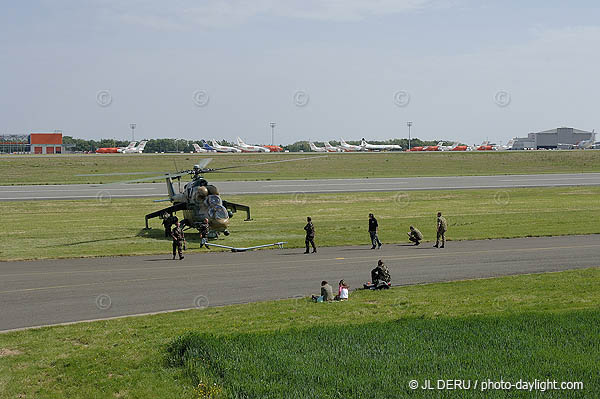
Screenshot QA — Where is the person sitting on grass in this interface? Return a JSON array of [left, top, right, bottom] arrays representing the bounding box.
[[312, 281, 334, 302], [335, 280, 349, 301], [363, 260, 391, 290]]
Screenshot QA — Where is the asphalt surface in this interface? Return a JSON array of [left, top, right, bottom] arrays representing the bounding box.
[[2, 173, 600, 201], [1, 235, 598, 332]]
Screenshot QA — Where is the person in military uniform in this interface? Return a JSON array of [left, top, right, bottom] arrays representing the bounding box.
[[368, 213, 382, 249], [170, 221, 185, 260], [370, 259, 391, 288], [304, 216, 317, 254], [434, 212, 447, 248], [407, 225, 423, 246], [199, 218, 210, 249], [162, 213, 178, 238]]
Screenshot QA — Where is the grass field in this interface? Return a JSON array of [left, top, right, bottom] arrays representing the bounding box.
[[1, 150, 600, 185], [1, 186, 599, 261], [1, 268, 598, 398]]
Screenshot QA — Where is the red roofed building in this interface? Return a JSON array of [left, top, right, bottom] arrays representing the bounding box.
[[30, 132, 63, 154]]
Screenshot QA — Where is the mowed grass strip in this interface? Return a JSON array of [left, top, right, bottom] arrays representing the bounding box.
[[0, 186, 599, 261], [1, 268, 599, 399], [1, 150, 600, 185]]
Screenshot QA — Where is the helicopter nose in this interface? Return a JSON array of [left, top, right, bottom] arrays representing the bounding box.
[[211, 217, 229, 231], [207, 205, 230, 231]]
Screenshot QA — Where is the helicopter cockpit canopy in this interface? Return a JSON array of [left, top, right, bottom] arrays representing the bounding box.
[[206, 195, 222, 206], [208, 205, 229, 220]]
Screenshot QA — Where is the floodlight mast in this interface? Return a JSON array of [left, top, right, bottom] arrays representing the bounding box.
[[407, 121, 413, 150], [130, 123, 137, 142], [270, 122, 276, 146]]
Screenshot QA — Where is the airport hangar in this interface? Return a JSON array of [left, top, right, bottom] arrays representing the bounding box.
[[0, 131, 65, 154], [511, 127, 594, 150]]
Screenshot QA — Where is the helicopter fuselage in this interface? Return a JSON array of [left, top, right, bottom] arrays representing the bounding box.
[[171, 177, 231, 233]]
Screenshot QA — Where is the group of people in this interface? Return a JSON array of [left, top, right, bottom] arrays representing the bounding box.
[[313, 259, 392, 304], [307, 212, 448, 299], [312, 280, 350, 302], [304, 211, 449, 252], [161, 213, 210, 260], [164, 208, 448, 261]]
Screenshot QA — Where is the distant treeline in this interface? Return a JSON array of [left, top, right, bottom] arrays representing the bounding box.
[[63, 137, 443, 153]]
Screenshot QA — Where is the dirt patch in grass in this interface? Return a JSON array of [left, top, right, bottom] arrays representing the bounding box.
[[0, 348, 22, 357]]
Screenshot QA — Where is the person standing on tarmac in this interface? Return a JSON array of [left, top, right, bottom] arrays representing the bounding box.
[[368, 213, 382, 249], [304, 216, 317, 254], [163, 213, 178, 238], [199, 218, 210, 249], [171, 221, 185, 260], [434, 212, 447, 248]]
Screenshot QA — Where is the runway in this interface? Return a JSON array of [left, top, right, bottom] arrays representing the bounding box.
[[1, 235, 598, 331], [1, 173, 600, 201]]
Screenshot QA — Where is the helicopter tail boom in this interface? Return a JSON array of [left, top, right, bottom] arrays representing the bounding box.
[[166, 177, 177, 199]]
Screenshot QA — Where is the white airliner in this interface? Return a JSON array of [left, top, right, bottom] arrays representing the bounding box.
[[117, 141, 137, 152], [192, 143, 209, 153], [120, 140, 147, 153], [498, 139, 515, 151], [211, 139, 242, 153], [360, 138, 402, 151], [438, 142, 456, 151], [309, 142, 328, 152], [235, 137, 270, 152], [558, 131, 596, 149], [324, 142, 343, 152], [339, 138, 363, 152]]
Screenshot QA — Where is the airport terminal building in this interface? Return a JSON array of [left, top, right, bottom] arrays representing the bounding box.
[[0, 132, 64, 154], [511, 127, 594, 150]]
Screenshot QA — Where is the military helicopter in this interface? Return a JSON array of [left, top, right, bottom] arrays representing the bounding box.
[[78, 156, 323, 239]]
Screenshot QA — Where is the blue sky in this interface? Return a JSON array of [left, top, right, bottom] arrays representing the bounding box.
[[1, 1, 599, 144]]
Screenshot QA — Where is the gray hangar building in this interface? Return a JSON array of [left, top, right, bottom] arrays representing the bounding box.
[[511, 127, 594, 150]]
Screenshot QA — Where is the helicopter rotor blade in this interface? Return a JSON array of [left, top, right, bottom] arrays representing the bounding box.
[[118, 171, 190, 184], [202, 155, 327, 173], [76, 171, 170, 177], [207, 170, 274, 174], [197, 158, 213, 169]]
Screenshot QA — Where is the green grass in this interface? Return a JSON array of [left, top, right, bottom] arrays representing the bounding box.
[[169, 313, 596, 398], [1, 150, 599, 185], [1, 268, 599, 398], [0, 186, 599, 261]]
